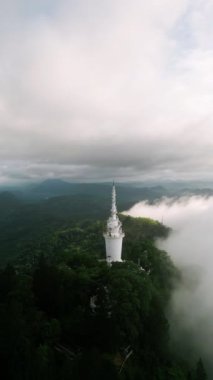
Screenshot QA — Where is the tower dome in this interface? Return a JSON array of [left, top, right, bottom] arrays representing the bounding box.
[[103, 183, 125, 263]]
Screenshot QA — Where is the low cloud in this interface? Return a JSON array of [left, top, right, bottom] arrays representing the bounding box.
[[124, 196, 213, 375]]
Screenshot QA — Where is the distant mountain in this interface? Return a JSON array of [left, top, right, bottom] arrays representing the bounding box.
[[20, 179, 171, 203], [24, 180, 113, 200], [0, 191, 22, 220], [31, 179, 74, 197], [177, 187, 213, 197], [3, 178, 213, 202]]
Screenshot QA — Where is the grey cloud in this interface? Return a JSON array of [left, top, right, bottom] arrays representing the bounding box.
[[1, 0, 213, 183]]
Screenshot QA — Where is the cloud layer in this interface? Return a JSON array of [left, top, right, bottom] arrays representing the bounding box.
[[1, 0, 213, 183], [124, 196, 213, 375]]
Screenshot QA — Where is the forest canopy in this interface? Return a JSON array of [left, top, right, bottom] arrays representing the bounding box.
[[0, 215, 207, 379]]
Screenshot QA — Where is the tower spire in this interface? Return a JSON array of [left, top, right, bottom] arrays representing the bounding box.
[[111, 182, 117, 217], [103, 182, 125, 263]]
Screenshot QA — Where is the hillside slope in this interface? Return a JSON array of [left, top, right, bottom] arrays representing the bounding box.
[[0, 216, 206, 379]]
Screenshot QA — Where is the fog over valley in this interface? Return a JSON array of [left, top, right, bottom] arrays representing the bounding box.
[[124, 196, 213, 375]]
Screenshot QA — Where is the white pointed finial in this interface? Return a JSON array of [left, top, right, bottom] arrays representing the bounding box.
[[111, 182, 117, 217]]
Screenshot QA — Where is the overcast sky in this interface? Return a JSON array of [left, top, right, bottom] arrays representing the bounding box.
[[1, 0, 213, 184]]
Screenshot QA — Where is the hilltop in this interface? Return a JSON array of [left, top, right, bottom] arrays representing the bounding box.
[[0, 180, 208, 379], [1, 179, 211, 265], [0, 182, 168, 265], [0, 215, 206, 379]]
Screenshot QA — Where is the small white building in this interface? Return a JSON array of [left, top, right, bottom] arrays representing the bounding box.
[[103, 183, 125, 263]]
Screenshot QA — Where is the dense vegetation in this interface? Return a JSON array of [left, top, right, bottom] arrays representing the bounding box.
[[1, 179, 212, 264], [0, 182, 168, 265], [0, 212, 207, 379]]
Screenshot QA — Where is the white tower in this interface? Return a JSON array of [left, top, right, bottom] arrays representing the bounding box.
[[103, 183, 125, 263]]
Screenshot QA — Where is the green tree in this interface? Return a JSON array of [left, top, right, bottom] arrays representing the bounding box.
[[195, 359, 207, 380]]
